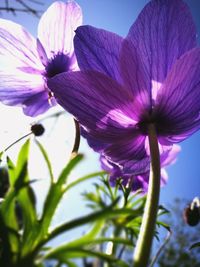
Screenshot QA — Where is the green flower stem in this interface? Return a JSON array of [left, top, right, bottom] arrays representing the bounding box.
[[133, 123, 160, 267]]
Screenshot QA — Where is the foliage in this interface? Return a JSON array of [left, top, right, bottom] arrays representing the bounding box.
[[0, 138, 151, 267]]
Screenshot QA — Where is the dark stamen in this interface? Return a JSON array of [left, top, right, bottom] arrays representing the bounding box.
[[45, 52, 71, 78]]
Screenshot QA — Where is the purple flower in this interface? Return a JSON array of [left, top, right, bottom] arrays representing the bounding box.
[[101, 144, 181, 193], [48, 0, 200, 174], [0, 1, 82, 116]]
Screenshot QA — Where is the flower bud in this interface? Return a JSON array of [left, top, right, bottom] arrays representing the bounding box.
[[183, 197, 200, 226], [31, 123, 45, 136]]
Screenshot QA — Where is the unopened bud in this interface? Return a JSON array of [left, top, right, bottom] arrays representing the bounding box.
[[183, 197, 200, 226], [31, 124, 45, 136]]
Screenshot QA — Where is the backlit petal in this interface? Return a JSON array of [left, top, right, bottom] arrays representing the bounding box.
[[160, 144, 181, 167], [48, 71, 149, 166], [155, 48, 200, 142], [74, 25, 123, 83], [120, 39, 152, 113], [0, 19, 42, 70], [127, 0, 196, 83], [104, 133, 148, 171], [48, 70, 137, 131], [0, 67, 44, 107], [38, 1, 82, 58], [23, 91, 56, 117]]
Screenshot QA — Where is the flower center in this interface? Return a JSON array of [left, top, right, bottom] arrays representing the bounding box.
[[44, 52, 71, 78], [137, 111, 171, 136]]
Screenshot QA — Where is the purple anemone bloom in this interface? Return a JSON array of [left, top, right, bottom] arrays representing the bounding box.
[[101, 144, 181, 193], [0, 1, 82, 116], [48, 0, 200, 175]]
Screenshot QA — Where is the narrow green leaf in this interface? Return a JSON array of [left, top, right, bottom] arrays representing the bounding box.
[[15, 139, 30, 186], [64, 260, 78, 267], [57, 154, 84, 187], [45, 248, 129, 267], [0, 211, 19, 263], [60, 220, 104, 249], [5, 140, 38, 257], [190, 242, 200, 250], [48, 236, 132, 254], [36, 201, 142, 251], [0, 151, 3, 161], [38, 154, 83, 242], [6, 156, 16, 187], [15, 140, 37, 234], [1, 189, 18, 232], [156, 221, 171, 232], [35, 140, 54, 183], [65, 171, 106, 192]]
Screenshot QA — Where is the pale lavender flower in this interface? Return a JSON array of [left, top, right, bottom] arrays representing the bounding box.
[[0, 1, 82, 116], [48, 0, 200, 176]]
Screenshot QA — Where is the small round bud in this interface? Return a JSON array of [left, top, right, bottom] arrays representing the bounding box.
[[31, 124, 45, 136], [183, 197, 200, 226]]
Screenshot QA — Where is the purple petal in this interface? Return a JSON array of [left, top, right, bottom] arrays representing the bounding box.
[[123, 156, 150, 176], [48, 70, 137, 131], [104, 133, 148, 171], [48, 71, 149, 168], [0, 60, 53, 116], [81, 127, 108, 153], [0, 68, 44, 106], [74, 25, 123, 83], [100, 155, 149, 192], [155, 48, 200, 142], [160, 169, 168, 187], [38, 1, 82, 58], [0, 19, 42, 70], [85, 128, 149, 174], [23, 91, 56, 117], [100, 155, 169, 193], [126, 0, 197, 83], [106, 134, 149, 174], [120, 39, 152, 113], [160, 144, 181, 167]]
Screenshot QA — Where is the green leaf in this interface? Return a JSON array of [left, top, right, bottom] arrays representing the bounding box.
[[65, 171, 106, 192], [6, 156, 16, 187], [156, 221, 171, 232], [0, 140, 35, 256], [15, 140, 37, 234], [0, 151, 3, 161], [59, 260, 78, 267], [58, 220, 104, 249], [14, 139, 30, 187], [0, 212, 19, 265], [38, 154, 83, 242], [35, 140, 54, 183], [3, 140, 38, 257], [66, 261, 78, 267], [190, 242, 200, 250], [40, 203, 140, 248], [45, 248, 129, 267]]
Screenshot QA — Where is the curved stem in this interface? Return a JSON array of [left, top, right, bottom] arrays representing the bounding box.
[[71, 118, 80, 158], [4, 132, 32, 152], [133, 123, 160, 267]]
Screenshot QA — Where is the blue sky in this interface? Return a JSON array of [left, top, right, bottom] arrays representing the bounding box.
[[1, 0, 200, 212]]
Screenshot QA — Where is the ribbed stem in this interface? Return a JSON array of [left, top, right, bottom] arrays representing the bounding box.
[[133, 123, 160, 267]]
